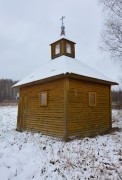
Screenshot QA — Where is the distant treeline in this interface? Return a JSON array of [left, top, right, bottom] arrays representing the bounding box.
[[112, 89, 122, 109], [0, 79, 18, 102]]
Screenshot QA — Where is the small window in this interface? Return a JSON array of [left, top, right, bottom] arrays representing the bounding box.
[[40, 91, 47, 106], [66, 43, 71, 54], [55, 44, 60, 55], [89, 92, 96, 106]]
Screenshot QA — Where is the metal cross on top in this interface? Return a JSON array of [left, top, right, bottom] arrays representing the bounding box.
[[60, 16, 65, 26]]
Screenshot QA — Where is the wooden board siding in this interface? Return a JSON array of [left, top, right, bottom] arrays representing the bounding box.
[[67, 78, 112, 138], [64, 78, 69, 141], [17, 75, 112, 140], [17, 79, 65, 137]]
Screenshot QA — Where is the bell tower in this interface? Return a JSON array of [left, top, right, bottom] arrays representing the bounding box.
[[50, 17, 76, 59]]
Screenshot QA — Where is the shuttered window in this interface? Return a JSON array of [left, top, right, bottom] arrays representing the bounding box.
[[40, 91, 47, 106], [89, 92, 96, 106]]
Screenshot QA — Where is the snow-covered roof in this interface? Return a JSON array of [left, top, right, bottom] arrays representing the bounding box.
[[13, 56, 117, 87], [50, 35, 75, 44]]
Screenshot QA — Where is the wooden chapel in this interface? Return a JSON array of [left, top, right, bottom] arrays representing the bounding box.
[[14, 17, 118, 141]]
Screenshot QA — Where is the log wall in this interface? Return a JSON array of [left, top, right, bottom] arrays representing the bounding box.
[[17, 79, 65, 137], [17, 76, 112, 140], [67, 78, 111, 137]]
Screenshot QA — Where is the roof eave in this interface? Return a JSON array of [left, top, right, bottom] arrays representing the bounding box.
[[69, 73, 118, 85], [13, 73, 67, 88], [13, 72, 118, 89]]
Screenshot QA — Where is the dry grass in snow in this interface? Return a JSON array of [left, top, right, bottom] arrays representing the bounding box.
[[0, 106, 122, 180]]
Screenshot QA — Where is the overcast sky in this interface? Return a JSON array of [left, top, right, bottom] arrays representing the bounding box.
[[0, 0, 121, 85]]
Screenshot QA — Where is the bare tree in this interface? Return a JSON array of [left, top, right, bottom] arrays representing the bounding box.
[[99, 0, 122, 60], [112, 88, 122, 109], [0, 79, 18, 102]]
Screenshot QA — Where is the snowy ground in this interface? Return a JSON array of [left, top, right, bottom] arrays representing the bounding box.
[[0, 106, 122, 180]]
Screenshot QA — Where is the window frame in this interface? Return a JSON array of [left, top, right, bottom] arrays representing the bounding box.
[[66, 43, 71, 54], [40, 91, 48, 107], [89, 92, 96, 107], [55, 44, 60, 55]]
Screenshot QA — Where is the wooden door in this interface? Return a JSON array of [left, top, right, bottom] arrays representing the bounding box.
[[17, 96, 27, 131]]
